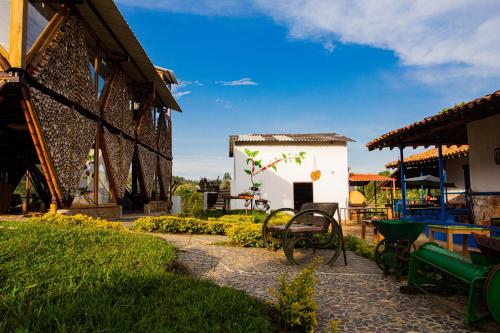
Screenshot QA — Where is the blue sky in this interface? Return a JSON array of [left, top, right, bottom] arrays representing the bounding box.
[[117, 1, 500, 179]]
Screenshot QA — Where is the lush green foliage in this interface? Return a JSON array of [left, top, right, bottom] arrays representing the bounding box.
[[28, 212, 125, 230], [0, 221, 271, 332], [225, 223, 263, 247], [270, 260, 318, 333], [134, 215, 232, 235], [175, 183, 204, 216], [343, 235, 376, 261], [133, 212, 292, 247]]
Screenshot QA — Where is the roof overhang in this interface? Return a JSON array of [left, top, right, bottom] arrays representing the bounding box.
[[229, 133, 354, 157], [367, 90, 500, 151], [75, 0, 182, 112]]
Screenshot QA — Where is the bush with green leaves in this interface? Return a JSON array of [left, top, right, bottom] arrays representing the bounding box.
[[28, 212, 125, 230], [343, 235, 376, 261], [270, 260, 319, 332], [225, 223, 263, 247]]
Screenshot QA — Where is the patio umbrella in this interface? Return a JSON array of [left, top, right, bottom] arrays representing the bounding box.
[[405, 175, 455, 189]]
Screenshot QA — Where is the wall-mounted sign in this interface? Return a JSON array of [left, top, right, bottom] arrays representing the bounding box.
[[495, 148, 500, 165]]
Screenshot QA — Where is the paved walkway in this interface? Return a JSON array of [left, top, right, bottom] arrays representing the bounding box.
[[159, 233, 498, 333]]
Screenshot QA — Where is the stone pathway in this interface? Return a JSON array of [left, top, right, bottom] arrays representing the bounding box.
[[159, 233, 499, 333]]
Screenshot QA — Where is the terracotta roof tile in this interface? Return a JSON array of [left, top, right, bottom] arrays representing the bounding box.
[[366, 90, 500, 150], [385, 145, 469, 169], [349, 174, 394, 182]]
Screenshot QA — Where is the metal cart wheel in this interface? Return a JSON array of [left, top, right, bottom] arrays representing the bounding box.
[[262, 208, 297, 250], [283, 209, 344, 265]]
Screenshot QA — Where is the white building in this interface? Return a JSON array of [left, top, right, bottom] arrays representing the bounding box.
[[229, 133, 354, 210]]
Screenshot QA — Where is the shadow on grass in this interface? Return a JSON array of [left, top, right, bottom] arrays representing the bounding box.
[[1, 270, 271, 333]]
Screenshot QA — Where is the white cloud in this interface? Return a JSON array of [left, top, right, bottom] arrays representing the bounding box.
[[170, 79, 202, 99], [322, 40, 335, 53], [119, 0, 500, 81], [218, 77, 259, 86], [215, 98, 232, 109], [173, 91, 192, 99]]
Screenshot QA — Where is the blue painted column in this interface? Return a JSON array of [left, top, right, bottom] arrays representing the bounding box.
[[420, 167, 425, 203], [437, 140, 446, 222], [399, 146, 407, 216], [444, 160, 448, 207]]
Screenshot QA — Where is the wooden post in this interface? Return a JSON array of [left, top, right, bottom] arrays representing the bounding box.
[[8, 0, 29, 68], [374, 181, 377, 206], [22, 170, 30, 214]]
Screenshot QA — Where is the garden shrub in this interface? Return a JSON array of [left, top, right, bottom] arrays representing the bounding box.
[[328, 319, 340, 333], [30, 213, 125, 230], [210, 215, 255, 223], [133, 216, 232, 235], [343, 235, 376, 261], [225, 223, 263, 247], [270, 260, 319, 333]]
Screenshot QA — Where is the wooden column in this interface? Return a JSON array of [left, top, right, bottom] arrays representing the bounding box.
[[8, 0, 29, 68]]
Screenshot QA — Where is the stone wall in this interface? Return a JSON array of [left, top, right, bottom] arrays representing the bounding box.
[[101, 68, 135, 200], [472, 195, 500, 226], [67, 205, 122, 220], [30, 17, 98, 202], [137, 145, 156, 199]]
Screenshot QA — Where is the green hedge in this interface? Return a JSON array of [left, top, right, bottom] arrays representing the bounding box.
[[28, 213, 125, 230], [134, 215, 267, 247], [343, 235, 376, 261]]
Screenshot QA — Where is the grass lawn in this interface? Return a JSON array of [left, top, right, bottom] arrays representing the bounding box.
[[0, 221, 271, 332]]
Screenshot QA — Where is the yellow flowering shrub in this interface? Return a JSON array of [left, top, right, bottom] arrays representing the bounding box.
[[32, 213, 125, 230]]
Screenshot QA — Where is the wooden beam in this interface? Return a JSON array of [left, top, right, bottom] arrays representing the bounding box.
[[8, 0, 29, 68], [26, 11, 70, 72], [0, 46, 10, 70], [98, 127, 119, 203], [20, 90, 60, 207], [98, 63, 119, 114]]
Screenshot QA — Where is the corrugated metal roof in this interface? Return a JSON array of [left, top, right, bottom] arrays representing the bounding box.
[[229, 133, 354, 157], [385, 145, 469, 169], [76, 0, 181, 111]]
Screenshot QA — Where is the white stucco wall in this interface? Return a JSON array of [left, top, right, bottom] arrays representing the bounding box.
[[231, 143, 349, 210], [446, 156, 467, 191], [467, 114, 500, 192]]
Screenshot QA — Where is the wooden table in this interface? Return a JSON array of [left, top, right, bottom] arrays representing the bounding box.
[[428, 225, 491, 256]]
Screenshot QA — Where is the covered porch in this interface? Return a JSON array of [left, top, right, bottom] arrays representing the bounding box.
[[367, 89, 500, 244]]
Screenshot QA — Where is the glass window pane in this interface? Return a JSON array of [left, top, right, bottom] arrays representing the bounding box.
[[0, 0, 10, 52], [72, 149, 96, 206], [97, 149, 113, 204], [27, 2, 50, 51]]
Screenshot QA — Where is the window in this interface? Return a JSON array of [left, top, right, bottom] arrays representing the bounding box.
[[72, 149, 96, 206], [27, 2, 54, 51], [97, 148, 113, 204], [0, 0, 10, 52]]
